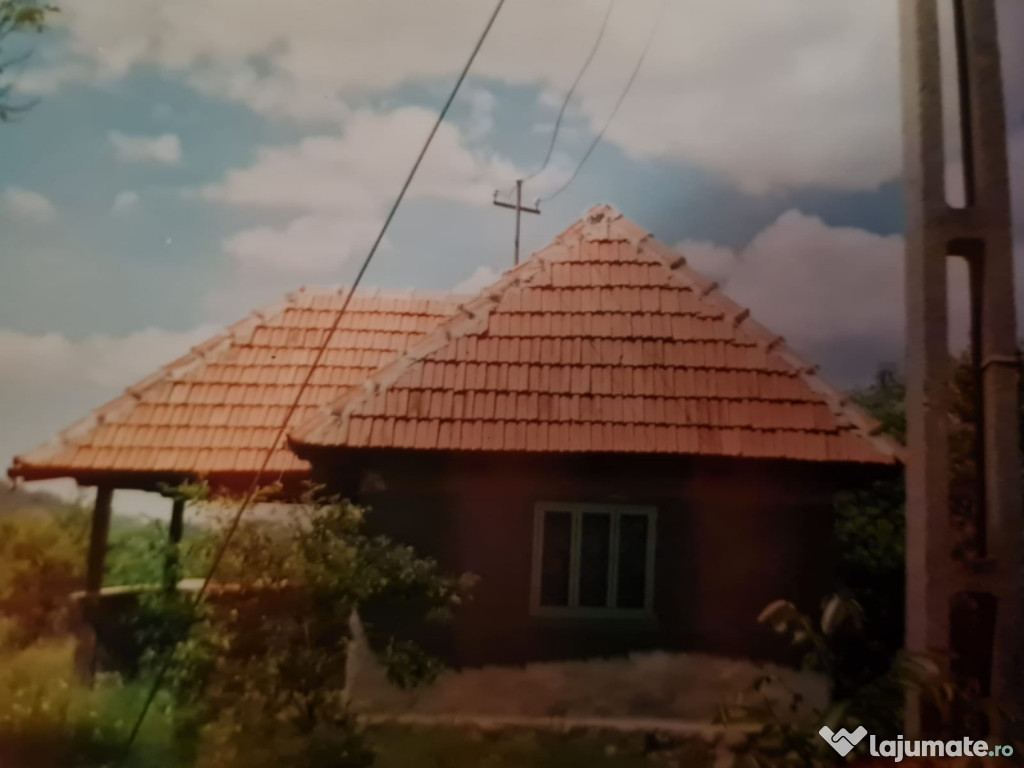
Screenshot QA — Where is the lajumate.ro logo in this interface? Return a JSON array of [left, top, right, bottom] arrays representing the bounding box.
[[819, 725, 1015, 762]]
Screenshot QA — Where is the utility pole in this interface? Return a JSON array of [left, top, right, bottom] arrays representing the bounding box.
[[900, 0, 1021, 736], [493, 179, 540, 265]]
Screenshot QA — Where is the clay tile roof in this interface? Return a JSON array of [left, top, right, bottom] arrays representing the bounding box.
[[290, 205, 902, 465], [9, 289, 467, 484]]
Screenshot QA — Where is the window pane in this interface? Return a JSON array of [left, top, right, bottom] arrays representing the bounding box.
[[578, 513, 611, 607], [539, 511, 572, 607], [616, 514, 649, 609]]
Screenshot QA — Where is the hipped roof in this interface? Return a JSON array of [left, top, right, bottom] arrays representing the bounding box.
[[10, 205, 900, 490], [290, 205, 900, 465]]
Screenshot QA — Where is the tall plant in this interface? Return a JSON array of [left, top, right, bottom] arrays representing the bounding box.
[[141, 488, 473, 768]]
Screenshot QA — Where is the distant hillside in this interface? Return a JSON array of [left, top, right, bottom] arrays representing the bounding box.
[[0, 481, 70, 515]]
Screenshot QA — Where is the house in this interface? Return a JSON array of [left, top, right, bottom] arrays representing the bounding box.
[[9, 205, 901, 668]]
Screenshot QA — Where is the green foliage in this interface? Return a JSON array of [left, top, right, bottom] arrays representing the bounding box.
[[0, 0, 51, 32], [0, 0, 58, 122], [832, 353, 1024, 661], [106, 520, 217, 588], [0, 635, 185, 767], [851, 365, 906, 443], [839, 364, 909, 658], [0, 504, 89, 645], [853, 354, 1024, 561], [0, 497, 216, 648], [0, 486, 471, 766], [133, 488, 472, 768], [832, 480, 905, 665]]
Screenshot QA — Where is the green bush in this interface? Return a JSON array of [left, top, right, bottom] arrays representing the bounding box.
[[111, 489, 473, 768], [0, 493, 217, 648], [0, 506, 89, 645], [0, 487, 470, 767]]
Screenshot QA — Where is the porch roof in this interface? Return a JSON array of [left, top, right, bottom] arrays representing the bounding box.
[[9, 290, 466, 487]]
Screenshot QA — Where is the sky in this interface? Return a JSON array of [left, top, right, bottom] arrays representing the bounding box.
[[1, 0, 1023, 514]]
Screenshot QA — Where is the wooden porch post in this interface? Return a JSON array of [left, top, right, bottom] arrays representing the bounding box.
[[75, 485, 114, 681], [165, 497, 186, 590]]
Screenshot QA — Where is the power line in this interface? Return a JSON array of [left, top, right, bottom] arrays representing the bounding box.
[[116, 0, 509, 759], [541, 0, 667, 203], [520, 0, 615, 186]]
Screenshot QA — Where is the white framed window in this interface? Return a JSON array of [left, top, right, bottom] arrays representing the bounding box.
[[530, 502, 656, 618]]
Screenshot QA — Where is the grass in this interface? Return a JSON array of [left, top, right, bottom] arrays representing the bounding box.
[[0, 638, 719, 768], [0, 637, 192, 768], [368, 724, 716, 768]]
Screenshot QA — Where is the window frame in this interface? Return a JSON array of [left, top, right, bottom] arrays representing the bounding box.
[[529, 501, 657, 619]]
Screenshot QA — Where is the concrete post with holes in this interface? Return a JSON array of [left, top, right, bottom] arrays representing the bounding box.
[[899, 0, 1021, 735]]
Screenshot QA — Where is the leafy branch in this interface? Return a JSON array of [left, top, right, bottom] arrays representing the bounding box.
[[0, 0, 58, 122]]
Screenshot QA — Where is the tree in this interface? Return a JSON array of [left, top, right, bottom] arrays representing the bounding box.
[[838, 353, 1024, 713], [0, 0, 58, 122], [145, 489, 473, 768], [852, 352, 1024, 561], [0, 503, 88, 646]]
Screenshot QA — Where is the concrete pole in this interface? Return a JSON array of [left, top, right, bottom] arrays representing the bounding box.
[[900, 0, 954, 735], [956, 0, 1022, 725], [900, 0, 1021, 734]]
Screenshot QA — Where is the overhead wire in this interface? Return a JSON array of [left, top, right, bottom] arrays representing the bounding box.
[[540, 0, 667, 203], [115, 0, 509, 760], [519, 0, 615, 187]]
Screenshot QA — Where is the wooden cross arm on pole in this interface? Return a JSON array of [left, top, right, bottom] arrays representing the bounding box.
[[492, 198, 541, 214], [493, 179, 541, 265]]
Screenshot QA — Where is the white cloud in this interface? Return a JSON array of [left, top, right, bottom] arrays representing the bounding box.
[[188, 65, 350, 123], [452, 265, 502, 294], [11, 62, 91, 96], [108, 131, 182, 164], [51, 0, 911, 192], [462, 86, 496, 140], [223, 215, 384, 274], [679, 212, 909, 383], [205, 107, 520, 212], [205, 107, 548, 274], [111, 190, 140, 214], [677, 212, 1005, 384], [0, 325, 218, 389], [0, 326, 219, 506], [673, 240, 735, 286], [2, 186, 56, 222]]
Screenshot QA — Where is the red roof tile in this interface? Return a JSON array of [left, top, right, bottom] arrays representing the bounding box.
[[9, 290, 466, 483], [290, 206, 900, 465], [11, 206, 901, 487]]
